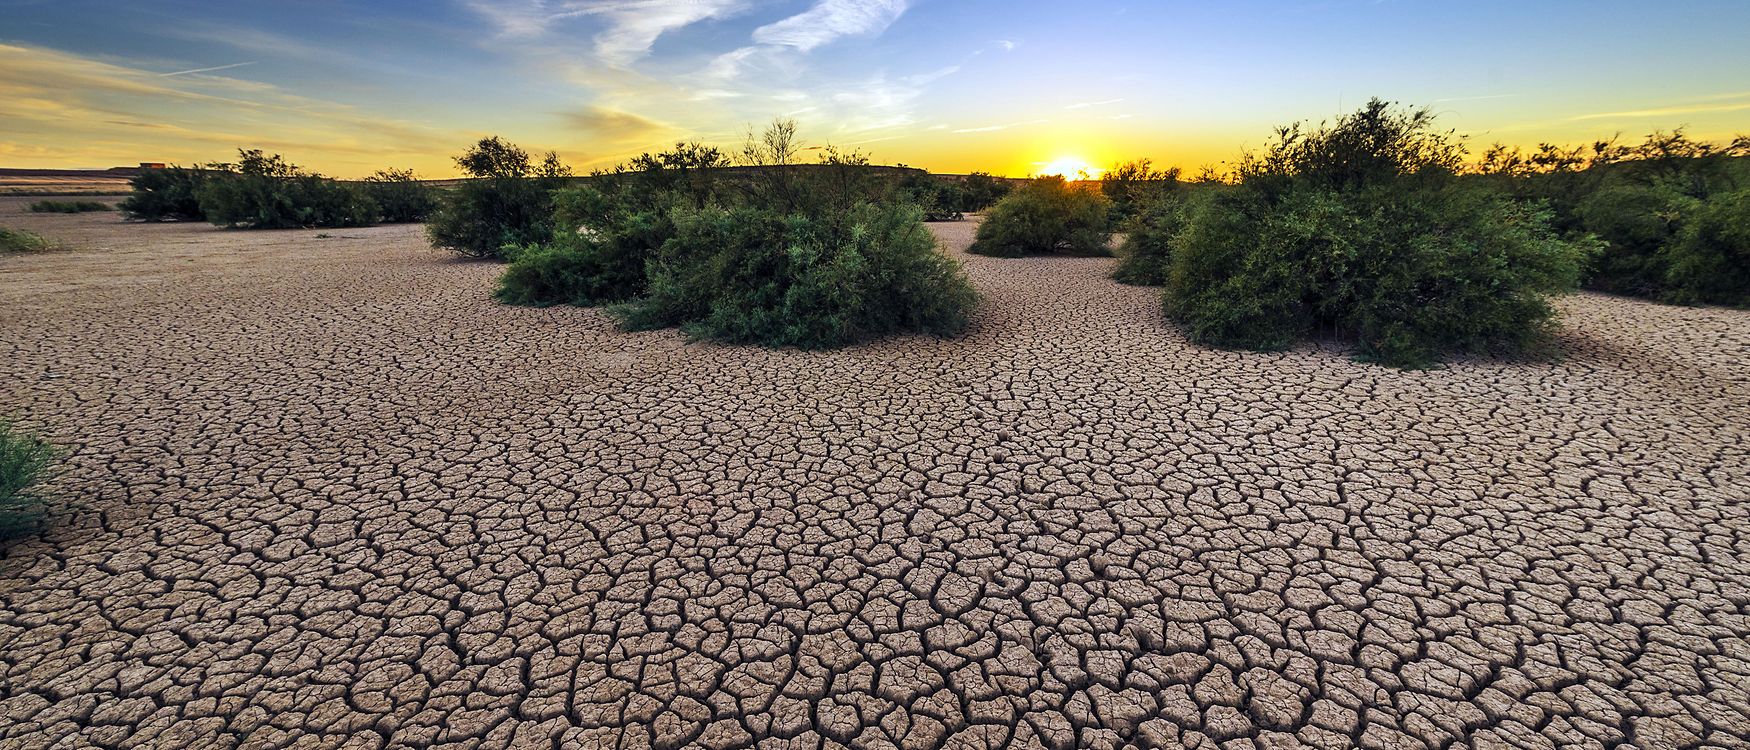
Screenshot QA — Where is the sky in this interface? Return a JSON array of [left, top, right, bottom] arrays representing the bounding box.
[[3, 0, 1748, 178]]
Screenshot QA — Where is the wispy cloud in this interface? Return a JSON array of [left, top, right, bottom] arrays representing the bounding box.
[[993, 39, 1017, 52], [752, 0, 910, 52], [160, 61, 258, 77], [465, 0, 751, 67], [1571, 100, 1750, 121], [709, 0, 911, 81], [1065, 97, 1124, 110]]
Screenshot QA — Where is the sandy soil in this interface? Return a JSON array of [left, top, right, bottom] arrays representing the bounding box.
[[1, 195, 1747, 749]]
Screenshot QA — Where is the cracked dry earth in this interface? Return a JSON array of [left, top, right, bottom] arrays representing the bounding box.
[[2, 197, 1749, 750]]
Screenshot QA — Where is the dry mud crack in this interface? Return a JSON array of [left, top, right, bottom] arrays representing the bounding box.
[[1, 200, 1747, 749]]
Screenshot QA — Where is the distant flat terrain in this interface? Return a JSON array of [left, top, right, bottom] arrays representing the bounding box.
[[1, 197, 1747, 749]]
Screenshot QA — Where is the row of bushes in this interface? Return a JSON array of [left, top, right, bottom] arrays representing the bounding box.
[[1476, 132, 1748, 307], [119, 152, 439, 228], [28, 200, 110, 213], [439, 122, 980, 349]]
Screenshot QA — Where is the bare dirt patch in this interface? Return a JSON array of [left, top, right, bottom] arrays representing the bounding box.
[[2, 196, 1747, 748]]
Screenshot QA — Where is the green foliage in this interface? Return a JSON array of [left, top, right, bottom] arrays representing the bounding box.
[[0, 421, 57, 540], [1111, 192, 1186, 286], [196, 150, 378, 229], [960, 172, 1012, 212], [119, 165, 209, 221], [0, 226, 57, 254], [1101, 158, 1180, 224], [897, 173, 966, 221], [1665, 188, 1750, 307], [28, 200, 110, 213], [969, 176, 1111, 257], [613, 202, 976, 349], [1575, 183, 1689, 298], [427, 136, 570, 258], [362, 169, 438, 223], [1166, 100, 1591, 368], [494, 186, 679, 307]]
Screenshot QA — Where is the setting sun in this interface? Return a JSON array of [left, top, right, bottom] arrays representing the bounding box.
[[1037, 156, 1102, 181]]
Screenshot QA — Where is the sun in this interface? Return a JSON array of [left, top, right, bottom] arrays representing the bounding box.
[[1037, 156, 1102, 181]]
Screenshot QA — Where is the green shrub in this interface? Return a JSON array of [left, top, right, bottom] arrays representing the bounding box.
[[28, 200, 110, 213], [613, 202, 976, 348], [960, 172, 1012, 212], [0, 421, 57, 540], [1166, 100, 1591, 368], [897, 173, 965, 221], [427, 137, 570, 258], [1576, 183, 1689, 298], [494, 189, 678, 307], [196, 150, 377, 229], [1112, 192, 1187, 286], [1664, 189, 1750, 307], [969, 176, 1111, 257], [1, 226, 56, 254], [119, 166, 209, 221], [362, 169, 438, 223], [1101, 158, 1179, 224]]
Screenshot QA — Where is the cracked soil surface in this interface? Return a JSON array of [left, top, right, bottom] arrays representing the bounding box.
[[2, 197, 1748, 749]]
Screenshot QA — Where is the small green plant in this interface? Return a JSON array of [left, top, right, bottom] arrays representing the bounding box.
[[0, 226, 57, 254], [960, 172, 1012, 212], [28, 200, 111, 213], [120, 165, 210, 221], [362, 169, 439, 223], [0, 421, 58, 540], [426, 137, 570, 258], [968, 176, 1112, 257]]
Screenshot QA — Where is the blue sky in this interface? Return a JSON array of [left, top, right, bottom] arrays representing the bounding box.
[[3, 0, 1747, 176]]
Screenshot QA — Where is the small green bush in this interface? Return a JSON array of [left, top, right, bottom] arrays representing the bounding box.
[[28, 200, 110, 214], [197, 150, 377, 229], [1165, 100, 1591, 368], [0, 422, 57, 540], [613, 202, 976, 349], [1112, 192, 1187, 286], [119, 166, 209, 221], [1665, 188, 1750, 307], [0, 226, 56, 254], [362, 169, 438, 223], [494, 193, 676, 307], [969, 176, 1111, 257], [427, 137, 570, 258]]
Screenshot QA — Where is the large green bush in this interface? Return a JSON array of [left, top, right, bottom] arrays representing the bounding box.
[[494, 187, 679, 307], [1165, 100, 1591, 367], [969, 176, 1111, 257], [119, 165, 209, 221], [613, 202, 976, 349], [196, 150, 377, 229], [0, 421, 57, 540], [1111, 191, 1187, 286], [362, 169, 438, 223], [0, 226, 57, 254], [1665, 188, 1750, 307], [427, 137, 570, 258]]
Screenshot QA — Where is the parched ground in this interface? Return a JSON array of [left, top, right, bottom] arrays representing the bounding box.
[[1, 197, 1747, 750]]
